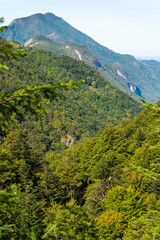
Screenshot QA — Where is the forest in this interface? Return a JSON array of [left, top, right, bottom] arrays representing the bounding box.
[[0, 23, 160, 239]]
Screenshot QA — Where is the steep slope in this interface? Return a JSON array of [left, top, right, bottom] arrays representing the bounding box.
[[24, 35, 105, 71], [2, 13, 160, 102], [24, 35, 141, 101]]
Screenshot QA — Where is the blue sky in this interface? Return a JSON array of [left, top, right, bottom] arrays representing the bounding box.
[[1, 0, 160, 57]]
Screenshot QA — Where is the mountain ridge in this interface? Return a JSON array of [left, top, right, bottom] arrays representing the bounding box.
[[24, 35, 143, 100]]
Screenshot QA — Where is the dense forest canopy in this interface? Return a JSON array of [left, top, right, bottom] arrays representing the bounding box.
[[0, 43, 141, 152], [0, 19, 160, 239]]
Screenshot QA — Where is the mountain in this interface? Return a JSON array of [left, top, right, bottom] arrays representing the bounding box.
[[2, 12, 160, 102], [137, 56, 160, 62]]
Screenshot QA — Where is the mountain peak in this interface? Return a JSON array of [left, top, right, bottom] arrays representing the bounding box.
[[9, 12, 62, 26], [44, 12, 59, 17]]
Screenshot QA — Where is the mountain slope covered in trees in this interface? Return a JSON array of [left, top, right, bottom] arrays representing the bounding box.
[[42, 102, 160, 239], [0, 44, 141, 152], [24, 35, 141, 101], [1, 100, 160, 239]]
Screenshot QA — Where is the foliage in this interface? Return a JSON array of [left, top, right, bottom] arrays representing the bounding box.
[[47, 103, 160, 238], [96, 185, 157, 239], [1, 16, 160, 239], [123, 211, 160, 240], [0, 185, 46, 239], [0, 80, 81, 130], [0, 45, 141, 151], [0, 20, 82, 132], [1, 91, 160, 239], [43, 200, 96, 239], [0, 18, 26, 70]]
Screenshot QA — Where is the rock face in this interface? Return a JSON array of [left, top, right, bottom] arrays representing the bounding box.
[[117, 70, 127, 80], [127, 83, 142, 97], [61, 135, 76, 147], [93, 59, 102, 68], [116, 70, 142, 97]]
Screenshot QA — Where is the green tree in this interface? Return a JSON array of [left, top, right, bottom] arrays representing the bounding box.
[[123, 211, 160, 240], [43, 200, 96, 239], [96, 185, 158, 239], [0, 18, 26, 70]]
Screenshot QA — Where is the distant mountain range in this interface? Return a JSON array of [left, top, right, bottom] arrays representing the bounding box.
[[137, 56, 160, 62], [1, 13, 160, 102]]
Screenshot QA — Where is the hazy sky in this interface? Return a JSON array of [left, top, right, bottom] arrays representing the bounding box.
[[1, 0, 160, 56]]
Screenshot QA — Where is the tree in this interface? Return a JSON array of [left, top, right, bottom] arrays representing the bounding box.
[[96, 185, 157, 239], [0, 18, 26, 70], [43, 200, 96, 239], [123, 211, 160, 240]]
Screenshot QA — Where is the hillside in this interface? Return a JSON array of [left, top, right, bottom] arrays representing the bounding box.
[[0, 44, 141, 152], [45, 102, 160, 238], [1, 13, 160, 102]]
